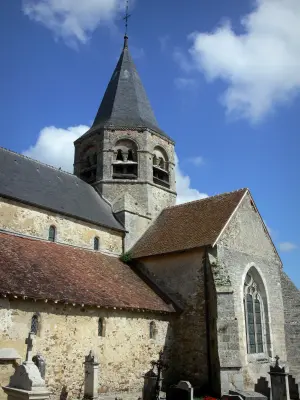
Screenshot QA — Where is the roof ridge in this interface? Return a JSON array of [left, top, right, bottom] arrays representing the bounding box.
[[0, 146, 76, 178], [166, 188, 248, 211]]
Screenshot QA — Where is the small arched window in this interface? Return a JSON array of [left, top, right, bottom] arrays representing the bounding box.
[[244, 270, 270, 354], [48, 225, 56, 242], [98, 318, 105, 337], [31, 313, 39, 335], [149, 321, 157, 340], [94, 236, 99, 251]]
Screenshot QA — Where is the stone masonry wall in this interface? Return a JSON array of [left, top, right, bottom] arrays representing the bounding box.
[[280, 271, 300, 383], [0, 298, 170, 400], [139, 249, 209, 388], [0, 197, 123, 255], [217, 193, 286, 392]]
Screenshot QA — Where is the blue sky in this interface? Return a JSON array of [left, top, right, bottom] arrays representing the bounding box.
[[1, 0, 299, 287]]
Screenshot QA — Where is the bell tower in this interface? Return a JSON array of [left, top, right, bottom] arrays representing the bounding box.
[[74, 35, 176, 250]]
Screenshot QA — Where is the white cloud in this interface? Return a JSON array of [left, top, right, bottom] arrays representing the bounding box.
[[23, 125, 208, 204], [183, 0, 300, 122], [175, 154, 208, 204], [174, 77, 197, 90], [22, 0, 126, 46], [188, 156, 204, 166], [23, 125, 89, 172], [279, 242, 298, 252]]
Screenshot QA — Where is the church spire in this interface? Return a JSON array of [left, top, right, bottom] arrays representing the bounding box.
[[87, 37, 165, 136]]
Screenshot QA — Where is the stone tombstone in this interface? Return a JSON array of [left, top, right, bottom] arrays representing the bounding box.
[[84, 350, 99, 400], [166, 381, 193, 400], [2, 332, 50, 400], [32, 353, 46, 379], [229, 390, 267, 400], [269, 356, 290, 400], [142, 368, 157, 400]]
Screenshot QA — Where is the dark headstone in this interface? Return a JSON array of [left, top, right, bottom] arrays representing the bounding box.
[[288, 375, 300, 400], [166, 381, 193, 400], [143, 369, 157, 400]]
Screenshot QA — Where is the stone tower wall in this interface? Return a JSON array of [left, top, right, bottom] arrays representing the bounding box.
[[75, 128, 176, 250]]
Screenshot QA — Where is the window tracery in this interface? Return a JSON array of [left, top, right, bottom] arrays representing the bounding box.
[[244, 272, 265, 354], [31, 313, 40, 335]]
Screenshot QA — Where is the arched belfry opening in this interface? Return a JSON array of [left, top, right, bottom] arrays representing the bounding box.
[[153, 146, 170, 188], [112, 139, 138, 179], [243, 266, 271, 356], [79, 145, 98, 183]]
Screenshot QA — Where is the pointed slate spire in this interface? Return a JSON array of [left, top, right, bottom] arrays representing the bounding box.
[[90, 35, 165, 136]]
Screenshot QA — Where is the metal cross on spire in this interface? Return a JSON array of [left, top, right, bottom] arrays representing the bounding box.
[[123, 0, 131, 36]]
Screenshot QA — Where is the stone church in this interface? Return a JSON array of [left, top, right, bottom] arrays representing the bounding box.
[[0, 35, 299, 399]]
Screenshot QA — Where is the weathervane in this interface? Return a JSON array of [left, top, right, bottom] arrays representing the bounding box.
[[123, 0, 131, 36]]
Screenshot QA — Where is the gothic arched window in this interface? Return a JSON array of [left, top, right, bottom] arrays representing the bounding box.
[[31, 313, 40, 335], [48, 225, 56, 242], [244, 269, 270, 354], [94, 236, 99, 251]]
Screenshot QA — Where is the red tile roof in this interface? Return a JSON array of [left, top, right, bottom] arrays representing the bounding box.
[[0, 232, 173, 313], [132, 189, 248, 258]]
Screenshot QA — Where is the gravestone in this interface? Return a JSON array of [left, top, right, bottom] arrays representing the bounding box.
[[2, 332, 50, 400], [83, 350, 99, 400], [142, 369, 157, 400], [166, 381, 193, 400], [268, 356, 290, 400], [229, 390, 267, 400]]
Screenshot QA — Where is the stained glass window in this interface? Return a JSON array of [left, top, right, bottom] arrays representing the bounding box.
[[244, 272, 266, 354]]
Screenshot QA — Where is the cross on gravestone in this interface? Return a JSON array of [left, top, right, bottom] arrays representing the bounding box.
[[25, 332, 34, 363]]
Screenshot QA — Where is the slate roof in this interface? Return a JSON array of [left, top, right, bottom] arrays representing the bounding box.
[[0, 147, 124, 232], [0, 232, 174, 313], [132, 188, 248, 258], [77, 36, 167, 142]]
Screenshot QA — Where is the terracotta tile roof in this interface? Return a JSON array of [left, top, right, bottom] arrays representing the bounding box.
[[0, 232, 173, 313], [132, 188, 248, 259]]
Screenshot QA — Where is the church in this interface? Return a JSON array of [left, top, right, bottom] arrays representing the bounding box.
[[0, 34, 299, 400]]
